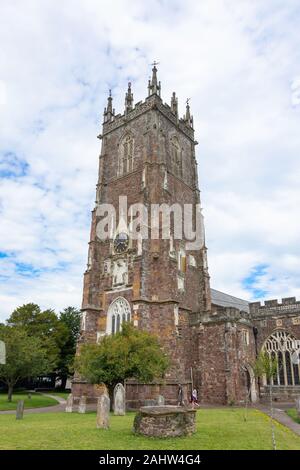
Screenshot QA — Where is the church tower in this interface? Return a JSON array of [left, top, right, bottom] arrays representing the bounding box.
[[72, 65, 211, 406]]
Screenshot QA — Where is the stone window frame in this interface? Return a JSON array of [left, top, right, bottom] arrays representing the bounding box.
[[118, 132, 134, 176], [263, 330, 300, 386], [241, 329, 250, 346], [106, 296, 131, 335]]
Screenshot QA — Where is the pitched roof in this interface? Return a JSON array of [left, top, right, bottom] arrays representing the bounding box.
[[211, 288, 250, 313]]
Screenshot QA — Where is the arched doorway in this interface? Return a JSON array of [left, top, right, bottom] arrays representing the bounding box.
[[106, 297, 131, 335], [242, 364, 257, 403]]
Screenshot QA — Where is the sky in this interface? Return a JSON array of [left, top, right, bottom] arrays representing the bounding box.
[[1, 0, 300, 321]]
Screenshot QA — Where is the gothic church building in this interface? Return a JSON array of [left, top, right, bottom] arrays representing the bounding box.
[[72, 66, 300, 406]]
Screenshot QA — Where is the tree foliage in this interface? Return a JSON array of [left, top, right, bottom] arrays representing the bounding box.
[[75, 322, 169, 392], [253, 351, 278, 451], [253, 352, 278, 381], [5, 303, 81, 389], [7, 303, 64, 366], [0, 325, 54, 401], [57, 307, 81, 385]]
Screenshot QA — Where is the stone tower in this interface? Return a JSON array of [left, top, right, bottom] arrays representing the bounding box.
[[72, 65, 211, 406]]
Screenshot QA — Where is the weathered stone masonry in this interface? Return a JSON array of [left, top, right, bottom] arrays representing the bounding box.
[[72, 67, 300, 406]]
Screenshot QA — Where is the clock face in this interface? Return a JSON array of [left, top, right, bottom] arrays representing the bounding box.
[[114, 232, 129, 254]]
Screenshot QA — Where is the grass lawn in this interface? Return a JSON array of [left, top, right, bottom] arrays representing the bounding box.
[[0, 392, 58, 411], [0, 408, 300, 450], [286, 408, 300, 424]]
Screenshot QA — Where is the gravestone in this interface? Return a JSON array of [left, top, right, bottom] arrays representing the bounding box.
[[65, 393, 73, 413], [0, 340, 6, 364], [78, 395, 87, 414], [296, 397, 300, 418], [16, 400, 24, 420], [157, 395, 165, 406], [96, 394, 110, 429], [114, 383, 125, 416], [133, 406, 196, 437]]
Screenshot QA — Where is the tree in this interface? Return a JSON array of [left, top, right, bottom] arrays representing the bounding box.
[[6, 303, 81, 390], [75, 322, 169, 400], [57, 307, 81, 389], [7, 303, 62, 368], [0, 325, 54, 401], [253, 352, 278, 450]]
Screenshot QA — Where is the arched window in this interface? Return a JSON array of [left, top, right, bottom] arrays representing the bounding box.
[[118, 134, 134, 176], [263, 330, 300, 386], [106, 297, 131, 335], [170, 136, 182, 177]]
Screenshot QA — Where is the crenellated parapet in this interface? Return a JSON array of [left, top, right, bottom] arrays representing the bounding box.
[[190, 305, 251, 327], [249, 297, 300, 317]]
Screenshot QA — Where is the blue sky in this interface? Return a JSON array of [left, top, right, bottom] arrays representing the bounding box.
[[1, 0, 300, 321]]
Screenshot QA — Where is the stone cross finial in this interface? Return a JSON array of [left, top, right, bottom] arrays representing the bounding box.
[[104, 89, 114, 123], [184, 98, 193, 128], [171, 92, 178, 117], [125, 82, 134, 115], [148, 61, 161, 97]]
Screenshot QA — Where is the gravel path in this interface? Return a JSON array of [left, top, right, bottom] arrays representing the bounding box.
[[255, 403, 300, 437], [0, 393, 66, 415]]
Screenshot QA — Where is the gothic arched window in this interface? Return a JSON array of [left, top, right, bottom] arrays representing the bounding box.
[[263, 330, 300, 386], [119, 134, 134, 176], [106, 297, 131, 335], [170, 136, 182, 177]]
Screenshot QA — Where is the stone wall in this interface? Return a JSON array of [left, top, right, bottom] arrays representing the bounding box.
[[250, 297, 300, 352], [72, 71, 300, 408], [133, 406, 196, 437], [73, 81, 211, 404]]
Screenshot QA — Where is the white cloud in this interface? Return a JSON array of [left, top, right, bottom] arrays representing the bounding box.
[[0, 0, 300, 320]]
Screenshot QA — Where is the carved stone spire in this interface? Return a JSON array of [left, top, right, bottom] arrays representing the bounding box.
[[148, 61, 161, 97], [125, 82, 133, 115], [103, 89, 115, 123], [184, 98, 193, 128], [171, 92, 178, 117]]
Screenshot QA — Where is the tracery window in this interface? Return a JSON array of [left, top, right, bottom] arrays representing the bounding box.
[[106, 297, 131, 335], [118, 134, 134, 175], [263, 330, 300, 386]]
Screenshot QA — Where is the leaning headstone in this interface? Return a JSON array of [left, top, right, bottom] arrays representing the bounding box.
[[96, 394, 110, 429], [296, 397, 300, 418], [65, 393, 73, 413], [0, 340, 6, 364], [113, 383, 125, 416], [157, 395, 165, 406], [16, 400, 24, 420], [78, 395, 87, 414]]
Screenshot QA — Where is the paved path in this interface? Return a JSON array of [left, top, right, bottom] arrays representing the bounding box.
[[255, 403, 300, 437], [0, 394, 66, 415]]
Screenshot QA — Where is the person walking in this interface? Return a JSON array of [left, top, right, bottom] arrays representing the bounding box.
[[191, 388, 199, 408]]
